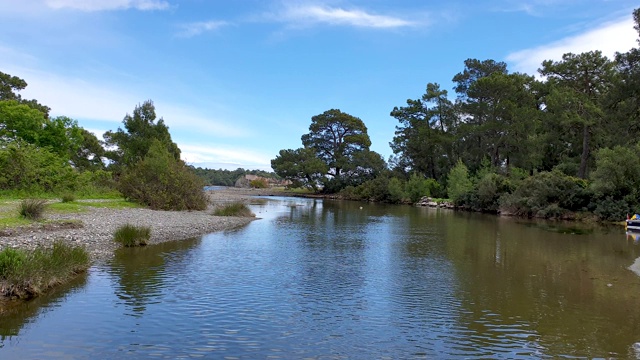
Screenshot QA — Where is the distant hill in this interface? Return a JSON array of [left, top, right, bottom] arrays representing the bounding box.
[[190, 167, 280, 187]]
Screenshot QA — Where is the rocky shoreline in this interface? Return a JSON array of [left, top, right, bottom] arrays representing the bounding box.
[[0, 188, 286, 263]]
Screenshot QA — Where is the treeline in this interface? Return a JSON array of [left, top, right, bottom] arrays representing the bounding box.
[[273, 8, 640, 221], [0, 73, 207, 210], [191, 167, 278, 186]]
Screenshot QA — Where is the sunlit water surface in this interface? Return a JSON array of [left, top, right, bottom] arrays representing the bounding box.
[[2, 197, 640, 359]]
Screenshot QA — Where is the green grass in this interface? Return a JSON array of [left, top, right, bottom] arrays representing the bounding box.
[[0, 242, 90, 299], [48, 199, 142, 213], [113, 224, 151, 247], [18, 199, 48, 220], [213, 202, 255, 217]]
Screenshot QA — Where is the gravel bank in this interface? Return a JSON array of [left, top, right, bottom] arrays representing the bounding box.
[[0, 189, 268, 263]]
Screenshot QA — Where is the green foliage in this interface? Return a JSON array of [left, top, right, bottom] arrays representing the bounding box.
[[0, 248, 25, 279], [0, 241, 89, 299], [118, 140, 207, 211], [341, 176, 391, 202], [405, 174, 438, 203], [213, 202, 255, 217], [0, 141, 76, 193], [590, 145, 640, 199], [103, 100, 180, 172], [250, 178, 268, 188], [193, 167, 279, 187], [458, 172, 512, 212], [271, 147, 328, 192], [593, 197, 631, 222], [61, 193, 76, 203], [499, 171, 591, 218], [388, 177, 406, 203], [447, 160, 473, 202], [113, 224, 151, 247], [19, 199, 47, 220]]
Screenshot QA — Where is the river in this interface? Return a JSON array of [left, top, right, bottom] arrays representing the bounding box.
[[2, 196, 640, 359]]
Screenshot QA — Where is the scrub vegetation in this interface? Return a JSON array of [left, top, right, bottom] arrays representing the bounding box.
[[213, 203, 255, 217], [113, 224, 151, 247], [0, 242, 90, 299]]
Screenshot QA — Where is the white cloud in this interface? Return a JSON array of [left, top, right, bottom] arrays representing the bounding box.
[[44, 0, 170, 11], [275, 4, 416, 29], [176, 20, 229, 38], [506, 15, 637, 75], [179, 144, 273, 170], [1, 64, 250, 139]]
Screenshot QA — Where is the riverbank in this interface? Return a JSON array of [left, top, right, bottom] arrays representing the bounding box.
[[0, 188, 285, 264]]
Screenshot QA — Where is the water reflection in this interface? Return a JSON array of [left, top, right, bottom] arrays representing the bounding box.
[[108, 238, 202, 317], [2, 199, 640, 358], [0, 271, 88, 345]]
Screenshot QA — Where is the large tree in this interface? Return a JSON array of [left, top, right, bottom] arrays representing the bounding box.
[[301, 109, 373, 185], [390, 82, 456, 180], [271, 147, 328, 192], [540, 51, 614, 178], [0, 71, 50, 117], [104, 100, 180, 171]]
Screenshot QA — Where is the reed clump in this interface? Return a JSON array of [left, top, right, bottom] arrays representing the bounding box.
[[0, 242, 90, 299], [113, 224, 151, 247], [18, 199, 48, 220], [213, 202, 255, 217]]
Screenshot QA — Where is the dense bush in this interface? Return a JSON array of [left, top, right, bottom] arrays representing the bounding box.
[[250, 178, 268, 188], [118, 140, 207, 211], [593, 197, 632, 222], [499, 171, 591, 218], [0, 141, 76, 193], [447, 160, 473, 203], [113, 224, 151, 247], [406, 174, 441, 203]]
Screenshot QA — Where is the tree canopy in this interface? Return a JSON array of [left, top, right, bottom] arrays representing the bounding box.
[[104, 100, 180, 171]]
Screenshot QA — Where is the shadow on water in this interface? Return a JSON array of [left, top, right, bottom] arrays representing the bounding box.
[[0, 271, 88, 345], [107, 237, 202, 317]]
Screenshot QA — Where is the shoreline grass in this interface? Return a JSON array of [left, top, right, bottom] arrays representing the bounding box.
[[213, 202, 255, 217], [114, 224, 151, 247], [0, 242, 90, 299]]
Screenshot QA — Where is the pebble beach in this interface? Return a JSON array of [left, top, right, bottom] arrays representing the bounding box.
[[0, 188, 290, 263]]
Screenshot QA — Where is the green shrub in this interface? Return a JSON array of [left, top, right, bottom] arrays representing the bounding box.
[[213, 202, 255, 217], [19, 199, 48, 220], [593, 197, 631, 222], [250, 178, 268, 188], [0, 248, 26, 279], [113, 224, 151, 247], [0, 141, 79, 193], [61, 193, 76, 203], [387, 177, 406, 204], [447, 160, 473, 203], [118, 140, 207, 211], [499, 170, 591, 218], [0, 241, 89, 299]]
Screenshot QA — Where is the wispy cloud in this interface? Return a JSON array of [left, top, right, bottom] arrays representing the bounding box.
[[44, 0, 170, 12], [178, 143, 273, 170], [273, 4, 417, 29], [176, 20, 229, 38], [506, 15, 637, 75]]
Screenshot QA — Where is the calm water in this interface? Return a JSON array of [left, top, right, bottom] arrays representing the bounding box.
[[2, 197, 640, 359]]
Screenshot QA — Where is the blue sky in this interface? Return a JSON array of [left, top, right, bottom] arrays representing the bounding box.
[[0, 0, 638, 171]]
